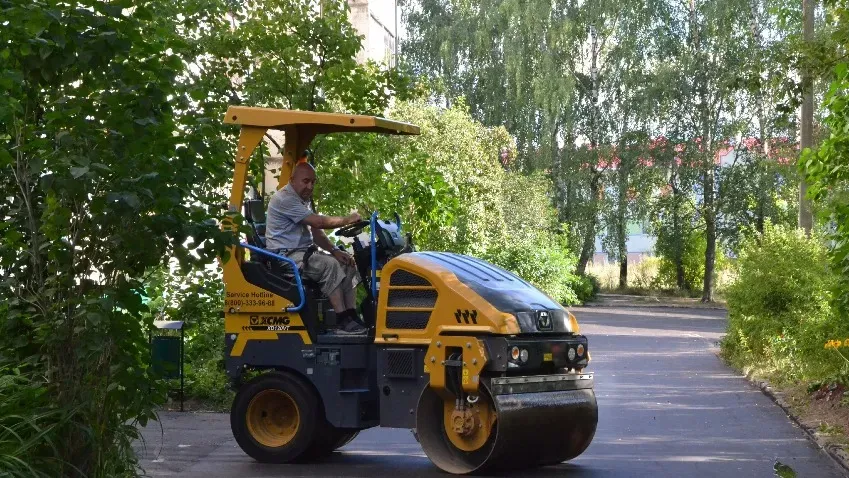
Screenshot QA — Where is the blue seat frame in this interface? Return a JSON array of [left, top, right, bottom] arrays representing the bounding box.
[[238, 242, 305, 312]]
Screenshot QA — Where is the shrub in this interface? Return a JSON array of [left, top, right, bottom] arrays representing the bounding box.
[[483, 232, 585, 306], [145, 266, 232, 407], [184, 361, 234, 410], [573, 274, 600, 303], [630, 256, 661, 289], [653, 226, 729, 294], [0, 367, 67, 478], [720, 222, 849, 384]]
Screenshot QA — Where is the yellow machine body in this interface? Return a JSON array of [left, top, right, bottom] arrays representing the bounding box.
[[219, 105, 597, 475], [220, 106, 419, 352]]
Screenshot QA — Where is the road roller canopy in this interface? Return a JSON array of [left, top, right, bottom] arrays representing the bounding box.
[[224, 106, 420, 136], [223, 105, 421, 219]]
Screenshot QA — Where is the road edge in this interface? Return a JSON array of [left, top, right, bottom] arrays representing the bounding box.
[[747, 372, 849, 476], [580, 301, 727, 310]]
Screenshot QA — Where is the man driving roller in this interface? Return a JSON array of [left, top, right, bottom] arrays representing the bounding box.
[[265, 161, 367, 335]]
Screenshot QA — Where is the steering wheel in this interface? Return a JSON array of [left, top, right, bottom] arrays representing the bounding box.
[[335, 219, 371, 238]]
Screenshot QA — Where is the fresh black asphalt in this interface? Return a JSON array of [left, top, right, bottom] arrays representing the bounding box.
[[134, 306, 847, 477]]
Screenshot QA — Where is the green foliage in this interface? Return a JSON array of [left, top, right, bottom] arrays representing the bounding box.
[[0, 1, 233, 475], [170, 0, 405, 115], [717, 145, 800, 252], [654, 226, 721, 293], [484, 170, 592, 304], [313, 98, 588, 303], [800, 0, 849, 311], [145, 266, 232, 407], [650, 194, 699, 291], [483, 233, 587, 305], [720, 223, 848, 384], [315, 98, 511, 255], [0, 367, 69, 477]]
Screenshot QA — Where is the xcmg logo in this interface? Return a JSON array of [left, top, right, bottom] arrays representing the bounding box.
[[250, 315, 291, 326]]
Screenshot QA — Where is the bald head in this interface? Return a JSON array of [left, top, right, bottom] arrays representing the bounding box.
[[289, 162, 316, 200]]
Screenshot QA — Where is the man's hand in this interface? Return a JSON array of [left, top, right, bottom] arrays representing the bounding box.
[[332, 248, 356, 267], [347, 211, 362, 224]]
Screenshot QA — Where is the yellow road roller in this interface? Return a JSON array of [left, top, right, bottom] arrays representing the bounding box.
[[218, 105, 598, 474]]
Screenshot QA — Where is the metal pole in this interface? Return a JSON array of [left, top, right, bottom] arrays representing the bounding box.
[[180, 326, 185, 412]]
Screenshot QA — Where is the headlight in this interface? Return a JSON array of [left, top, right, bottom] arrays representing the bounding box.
[[567, 347, 576, 361], [510, 346, 529, 363], [577, 344, 585, 357]]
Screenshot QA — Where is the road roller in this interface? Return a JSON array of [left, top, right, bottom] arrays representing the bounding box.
[[218, 105, 598, 474]]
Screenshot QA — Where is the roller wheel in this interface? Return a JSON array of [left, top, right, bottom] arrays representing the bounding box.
[[415, 379, 599, 474], [414, 385, 498, 475], [303, 424, 360, 459], [231, 372, 319, 463], [331, 430, 359, 450]]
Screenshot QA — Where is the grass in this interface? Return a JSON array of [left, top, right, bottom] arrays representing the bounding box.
[[586, 256, 733, 303]]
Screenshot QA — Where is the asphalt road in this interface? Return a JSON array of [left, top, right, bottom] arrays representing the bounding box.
[[135, 306, 847, 477]]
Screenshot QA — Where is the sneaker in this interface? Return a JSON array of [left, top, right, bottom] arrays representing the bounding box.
[[334, 318, 368, 335]]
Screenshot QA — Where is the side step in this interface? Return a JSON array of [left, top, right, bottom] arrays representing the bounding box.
[[339, 388, 370, 394], [316, 333, 373, 344]]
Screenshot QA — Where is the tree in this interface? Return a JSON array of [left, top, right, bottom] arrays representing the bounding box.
[[401, 0, 582, 172], [312, 98, 511, 256], [801, 0, 849, 308], [798, 0, 815, 233], [649, 0, 753, 301], [716, 141, 800, 252], [0, 1, 233, 475]]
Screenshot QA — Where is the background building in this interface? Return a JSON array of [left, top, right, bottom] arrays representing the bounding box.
[[347, 0, 398, 67], [259, 0, 399, 195]]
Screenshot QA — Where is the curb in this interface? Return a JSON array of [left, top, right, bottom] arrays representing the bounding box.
[[578, 301, 727, 310], [749, 374, 849, 476]]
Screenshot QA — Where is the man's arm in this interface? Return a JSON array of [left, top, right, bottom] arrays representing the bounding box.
[[311, 227, 337, 253], [311, 226, 356, 267], [301, 212, 361, 229]]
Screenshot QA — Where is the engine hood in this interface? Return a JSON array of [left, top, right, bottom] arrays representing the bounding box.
[[411, 252, 575, 334]]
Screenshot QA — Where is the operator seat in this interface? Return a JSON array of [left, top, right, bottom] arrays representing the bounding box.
[[241, 197, 326, 291], [243, 198, 267, 248], [240, 197, 358, 340]]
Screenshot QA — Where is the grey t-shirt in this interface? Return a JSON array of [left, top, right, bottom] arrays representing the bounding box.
[[264, 183, 314, 251]]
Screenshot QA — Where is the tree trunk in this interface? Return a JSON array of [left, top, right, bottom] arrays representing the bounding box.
[[690, 0, 716, 302], [619, 257, 628, 289], [673, 206, 686, 290], [577, 23, 600, 277], [798, 0, 815, 234], [577, 220, 596, 275], [669, 164, 687, 290], [617, 169, 629, 289], [702, 165, 716, 302], [577, 172, 601, 275]]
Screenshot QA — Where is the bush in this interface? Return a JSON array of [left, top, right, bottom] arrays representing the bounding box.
[[184, 361, 234, 410], [653, 226, 729, 294], [483, 233, 586, 306], [145, 266, 233, 407], [0, 367, 68, 478], [573, 274, 600, 303], [630, 257, 660, 289], [720, 222, 849, 384]]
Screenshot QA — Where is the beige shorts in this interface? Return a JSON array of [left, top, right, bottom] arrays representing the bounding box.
[[288, 250, 360, 297]]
